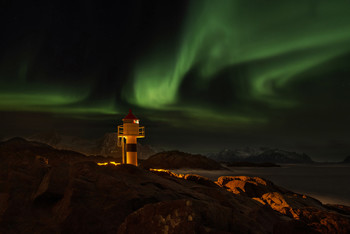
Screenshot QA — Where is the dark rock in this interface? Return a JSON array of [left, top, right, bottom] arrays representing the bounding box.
[[140, 151, 224, 170], [216, 175, 349, 233], [183, 174, 218, 188], [0, 139, 349, 233], [324, 204, 350, 216]]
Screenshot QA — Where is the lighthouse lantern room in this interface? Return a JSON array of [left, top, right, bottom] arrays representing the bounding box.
[[117, 109, 145, 166]]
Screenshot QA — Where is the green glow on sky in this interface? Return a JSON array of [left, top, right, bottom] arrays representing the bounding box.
[[1, 1, 349, 161], [127, 0, 350, 124], [0, 83, 118, 115], [1, 0, 350, 132], [183, 106, 267, 128], [1, 92, 79, 107], [0, 35, 120, 116]]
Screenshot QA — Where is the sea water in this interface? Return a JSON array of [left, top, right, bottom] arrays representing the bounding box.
[[172, 164, 350, 206]]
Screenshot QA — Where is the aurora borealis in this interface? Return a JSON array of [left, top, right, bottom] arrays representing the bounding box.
[[1, 0, 350, 161]]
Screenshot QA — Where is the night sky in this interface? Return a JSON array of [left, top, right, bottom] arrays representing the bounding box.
[[1, 0, 350, 161]]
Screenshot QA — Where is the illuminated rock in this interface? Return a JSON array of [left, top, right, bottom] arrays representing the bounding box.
[[0, 138, 349, 233], [217, 175, 350, 232]]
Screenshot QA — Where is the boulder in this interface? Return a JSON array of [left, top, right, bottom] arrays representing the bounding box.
[[217, 175, 350, 233], [0, 138, 349, 233], [140, 151, 224, 170]]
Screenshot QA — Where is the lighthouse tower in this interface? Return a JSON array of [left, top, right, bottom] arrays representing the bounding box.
[[117, 109, 145, 166]]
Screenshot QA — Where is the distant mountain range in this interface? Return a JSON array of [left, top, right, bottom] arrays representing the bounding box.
[[207, 147, 314, 164], [7, 132, 348, 164], [26, 131, 156, 159]]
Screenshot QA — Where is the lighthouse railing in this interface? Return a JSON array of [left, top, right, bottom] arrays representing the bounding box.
[[117, 125, 124, 135], [118, 125, 145, 137], [138, 126, 145, 137]]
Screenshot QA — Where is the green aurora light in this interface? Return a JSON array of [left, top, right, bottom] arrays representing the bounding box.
[[0, 1, 350, 160], [1, 1, 350, 131], [126, 0, 350, 125]]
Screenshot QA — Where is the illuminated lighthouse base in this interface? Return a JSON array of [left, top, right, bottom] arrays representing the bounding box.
[[126, 136, 137, 165], [117, 110, 145, 166]]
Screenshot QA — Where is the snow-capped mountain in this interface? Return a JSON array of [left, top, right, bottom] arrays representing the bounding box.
[[208, 147, 314, 164]]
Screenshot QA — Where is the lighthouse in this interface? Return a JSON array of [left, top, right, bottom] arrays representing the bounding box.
[[117, 109, 145, 166]]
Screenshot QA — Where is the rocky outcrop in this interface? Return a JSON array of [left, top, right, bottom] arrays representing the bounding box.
[[140, 150, 224, 170], [0, 138, 349, 233], [216, 176, 350, 233]]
